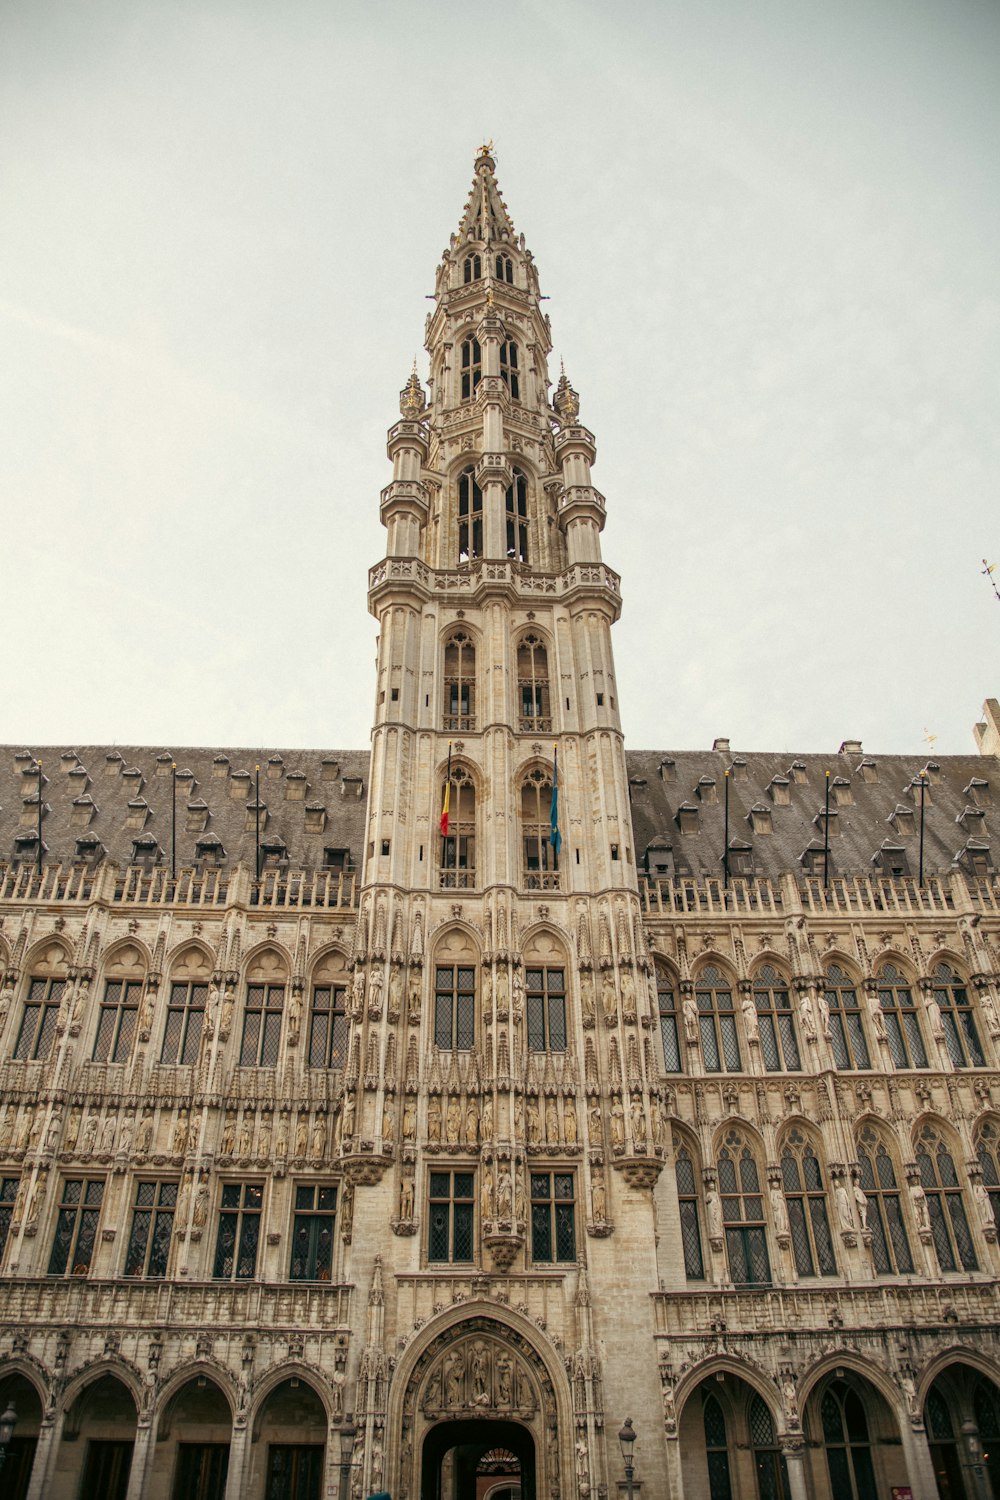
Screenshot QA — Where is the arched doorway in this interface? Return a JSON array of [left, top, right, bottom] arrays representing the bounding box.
[[153, 1372, 233, 1500], [0, 1370, 43, 1500], [923, 1361, 1000, 1500], [802, 1369, 908, 1500], [676, 1371, 788, 1500], [421, 1418, 533, 1500], [248, 1376, 328, 1500], [58, 1372, 138, 1500]]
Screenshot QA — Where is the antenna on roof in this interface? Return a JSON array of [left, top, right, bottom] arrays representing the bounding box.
[[983, 559, 1000, 603]]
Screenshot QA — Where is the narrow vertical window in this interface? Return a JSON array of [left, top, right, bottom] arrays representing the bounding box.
[[781, 1134, 836, 1276], [505, 468, 528, 561], [525, 967, 567, 1051], [443, 630, 476, 730], [976, 1121, 1000, 1229], [308, 985, 347, 1068], [123, 1181, 177, 1278], [48, 1178, 104, 1276], [160, 981, 206, 1064], [213, 1182, 263, 1280], [516, 634, 550, 730], [750, 1395, 790, 1500], [14, 976, 65, 1061], [675, 1144, 704, 1279], [916, 1124, 978, 1272], [0, 1177, 19, 1264], [931, 963, 985, 1067], [289, 1185, 337, 1280], [820, 1381, 878, 1500], [530, 1172, 576, 1262], [460, 338, 482, 399], [752, 965, 800, 1071], [240, 984, 285, 1066], [428, 1170, 474, 1262], [521, 769, 557, 888], [457, 469, 483, 562], [434, 965, 476, 1049], [657, 970, 683, 1072], [499, 340, 520, 399], [718, 1135, 770, 1286], [463, 253, 481, 283], [857, 1126, 913, 1274], [703, 1393, 733, 1500], [439, 767, 476, 889], [824, 964, 871, 1069], [876, 963, 928, 1067], [495, 254, 513, 282], [92, 979, 142, 1063], [696, 965, 741, 1072]]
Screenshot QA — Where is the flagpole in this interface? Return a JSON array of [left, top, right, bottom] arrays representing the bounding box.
[[723, 769, 730, 889], [171, 762, 177, 882], [823, 770, 830, 888], [441, 742, 452, 877], [255, 764, 261, 881], [36, 759, 43, 879]]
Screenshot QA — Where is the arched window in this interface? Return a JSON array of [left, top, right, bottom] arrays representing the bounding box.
[[240, 978, 285, 1066], [976, 1120, 1000, 1229], [93, 976, 142, 1063], [517, 633, 550, 731], [857, 1125, 914, 1274], [443, 630, 476, 731], [752, 964, 800, 1071], [916, 1123, 978, 1271], [781, 1130, 836, 1276], [525, 965, 566, 1051], [876, 963, 928, 1067], [824, 963, 871, 1069], [718, 1131, 771, 1286], [463, 253, 481, 283], [703, 1392, 733, 1500], [440, 765, 476, 889], [495, 254, 513, 283], [14, 974, 66, 1062], [308, 981, 347, 1069], [499, 340, 519, 399], [696, 964, 741, 1073], [505, 468, 529, 562], [750, 1394, 789, 1500], [434, 964, 476, 1049], [161, 948, 210, 1065], [657, 968, 683, 1072], [973, 1380, 1000, 1498], [820, 1380, 878, 1500], [675, 1141, 704, 1278], [461, 337, 482, 399], [931, 962, 985, 1067], [457, 469, 483, 562], [521, 768, 558, 888]]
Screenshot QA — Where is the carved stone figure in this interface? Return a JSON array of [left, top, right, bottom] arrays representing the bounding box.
[[176, 1176, 192, 1223], [470, 1341, 489, 1402], [514, 1094, 524, 1139], [481, 1165, 494, 1222], [388, 966, 403, 1020], [446, 1097, 462, 1145], [402, 1097, 417, 1141], [706, 1190, 724, 1239], [545, 1096, 559, 1143], [382, 1097, 394, 1141], [444, 1351, 463, 1408], [650, 1099, 664, 1149], [220, 994, 234, 1035], [835, 1182, 854, 1231], [287, 987, 303, 1039], [527, 1099, 541, 1145], [973, 1180, 995, 1230], [427, 1095, 442, 1143], [341, 1095, 355, 1141], [853, 1181, 870, 1229], [741, 993, 759, 1042], [601, 972, 618, 1022], [311, 1117, 326, 1158], [868, 994, 888, 1042], [621, 968, 636, 1019], [682, 995, 698, 1044], [630, 1095, 647, 1149], [407, 971, 422, 1019], [591, 1170, 607, 1222], [512, 967, 525, 1019], [495, 967, 510, 1014], [588, 1099, 601, 1142], [465, 1096, 480, 1147], [1, 1107, 18, 1153], [770, 1184, 789, 1235], [82, 1114, 98, 1154], [400, 1174, 415, 1219], [910, 1182, 929, 1231], [295, 1115, 309, 1157], [799, 991, 817, 1041], [496, 1351, 513, 1405], [817, 991, 832, 1039], [136, 1114, 152, 1154], [257, 1117, 272, 1157], [481, 1095, 494, 1143], [193, 1182, 209, 1227], [101, 1116, 116, 1153], [927, 997, 945, 1040], [118, 1115, 133, 1154], [514, 1170, 526, 1223], [172, 1113, 188, 1156], [222, 1116, 236, 1156], [610, 1097, 625, 1150], [368, 966, 384, 1014], [580, 972, 595, 1024], [563, 1095, 578, 1145], [496, 1167, 513, 1220], [45, 1112, 61, 1153], [238, 1118, 253, 1157], [275, 1119, 288, 1159]]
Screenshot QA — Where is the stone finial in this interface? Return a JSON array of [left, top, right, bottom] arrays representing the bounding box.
[[553, 363, 580, 425], [399, 362, 426, 419]]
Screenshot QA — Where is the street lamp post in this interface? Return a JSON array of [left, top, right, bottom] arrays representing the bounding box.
[[0, 1401, 18, 1474], [338, 1413, 358, 1500], [618, 1417, 636, 1500]]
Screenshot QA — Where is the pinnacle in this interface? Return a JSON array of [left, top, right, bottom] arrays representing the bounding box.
[[457, 144, 517, 246]]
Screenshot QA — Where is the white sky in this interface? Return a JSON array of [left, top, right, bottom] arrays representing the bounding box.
[[2, 0, 998, 758]]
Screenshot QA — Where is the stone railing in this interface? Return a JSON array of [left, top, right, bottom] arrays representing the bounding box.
[[0, 861, 358, 912], [0, 1276, 353, 1330], [652, 1277, 1000, 1336], [638, 870, 995, 919]]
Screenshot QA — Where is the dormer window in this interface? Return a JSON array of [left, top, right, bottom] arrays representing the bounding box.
[[800, 841, 828, 877], [645, 839, 674, 877], [965, 777, 992, 807], [730, 758, 749, 783], [858, 759, 879, 783], [463, 253, 481, 283], [957, 805, 986, 832], [696, 776, 718, 805], [506, 468, 528, 562], [131, 836, 159, 868], [768, 775, 791, 806], [499, 340, 520, 399], [458, 467, 483, 562], [676, 802, 699, 834], [788, 761, 808, 785], [813, 807, 839, 838], [726, 839, 753, 876], [888, 805, 915, 837], [195, 836, 226, 866], [747, 804, 772, 835], [873, 840, 909, 877], [460, 338, 482, 399], [830, 776, 853, 807], [260, 838, 287, 868], [75, 835, 105, 865], [957, 840, 993, 877], [495, 254, 513, 283]]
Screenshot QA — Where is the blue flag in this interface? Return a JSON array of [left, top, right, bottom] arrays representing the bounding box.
[[550, 747, 562, 856]]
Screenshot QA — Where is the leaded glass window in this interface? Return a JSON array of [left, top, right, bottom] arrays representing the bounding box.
[[495, 254, 513, 283], [0, 1177, 19, 1264], [123, 1180, 176, 1278], [92, 979, 142, 1063], [781, 1133, 836, 1276], [517, 633, 551, 732], [440, 766, 476, 888], [14, 976, 65, 1061], [876, 963, 927, 1068], [47, 1178, 104, 1276], [463, 253, 481, 283], [308, 985, 347, 1069], [530, 1171, 576, 1262], [658, 970, 683, 1072], [213, 1182, 263, 1280], [506, 468, 528, 561], [820, 1380, 878, 1500], [916, 1124, 978, 1272], [976, 1121, 1000, 1229], [240, 984, 284, 1066], [289, 1184, 336, 1281], [750, 1394, 789, 1500], [752, 965, 800, 1071], [857, 1127, 913, 1274], [460, 338, 481, 400], [696, 965, 741, 1073], [526, 967, 567, 1051], [522, 770, 557, 886], [499, 340, 520, 399], [428, 1170, 474, 1263], [703, 1393, 732, 1500], [931, 963, 985, 1067], [160, 981, 206, 1065], [457, 469, 483, 562], [718, 1133, 771, 1286], [824, 963, 871, 1070], [434, 965, 476, 1049], [444, 630, 476, 732], [675, 1144, 704, 1279]]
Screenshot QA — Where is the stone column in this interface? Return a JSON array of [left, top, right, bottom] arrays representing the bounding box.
[[899, 1421, 942, 1500], [780, 1437, 809, 1500], [224, 1420, 251, 1500], [24, 1413, 61, 1500], [663, 1434, 686, 1500], [124, 1416, 154, 1500]]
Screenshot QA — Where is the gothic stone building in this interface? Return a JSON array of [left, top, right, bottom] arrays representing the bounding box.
[[2, 149, 1000, 1500]]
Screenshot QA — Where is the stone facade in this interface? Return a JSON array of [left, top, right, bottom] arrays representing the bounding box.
[[2, 150, 1000, 1500]]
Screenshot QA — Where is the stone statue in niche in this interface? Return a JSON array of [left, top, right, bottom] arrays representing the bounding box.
[[741, 992, 759, 1042], [400, 1174, 415, 1219], [481, 1095, 494, 1143], [580, 972, 595, 1025], [545, 1096, 559, 1143], [610, 1097, 625, 1151], [496, 1167, 513, 1220], [382, 1096, 395, 1141], [446, 1096, 462, 1145], [402, 1097, 417, 1141], [388, 965, 403, 1020], [591, 1170, 607, 1222], [221, 1116, 236, 1156], [621, 968, 636, 1020], [527, 1099, 541, 1145], [465, 1096, 480, 1147], [601, 972, 618, 1024], [630, 1095, 647, 1150], [427, 1096, 442, 1143], [682, 994, 698, 1044], [563, 1095, 578, 1145]]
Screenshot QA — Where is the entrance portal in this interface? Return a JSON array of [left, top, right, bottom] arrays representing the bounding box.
[[421, 1419, 534, 1500]]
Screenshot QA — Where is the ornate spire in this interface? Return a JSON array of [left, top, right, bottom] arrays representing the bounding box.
[[458, 146, 517, 245], [399, 361, 426, 419], [553, 363, 580, 425]]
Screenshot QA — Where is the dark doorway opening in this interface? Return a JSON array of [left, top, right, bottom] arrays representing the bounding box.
[[421, 1418, 534, 1500]]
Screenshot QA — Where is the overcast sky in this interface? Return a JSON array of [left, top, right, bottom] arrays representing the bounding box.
[[2, 0, 997, 760]]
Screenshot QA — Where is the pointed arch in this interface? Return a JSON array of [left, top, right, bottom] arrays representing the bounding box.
[[713, 1122, 771, 1288], [873, 956, 928, 1068], [519, 761, 558, 891], [822, 957, 872, 1070], [692, 959, 741, 1073], [654, 959, 684, 1073], [438, 756, 478, 890], [515, 629, 552, 732], [431, 924, 481, 1051], [748, 959, 800, 1071], [777, 1119, 837, 1277], [912, 1115, 980, 1272], [443, 625, 478, 731], [670, 1124, 706, 1280], [13, 936, 71, 1062], [855, 1119, 914, 1275]]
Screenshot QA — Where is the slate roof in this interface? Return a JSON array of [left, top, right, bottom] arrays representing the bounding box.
[[0, 742, 993, 880]]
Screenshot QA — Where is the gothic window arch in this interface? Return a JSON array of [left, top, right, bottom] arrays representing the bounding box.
[[443, 629, 477, 731], [824, 962, 871, 1069], [240, 950, 288, 1067], [780, 1128, 836, 1276], [751, 963, 800, 1071], [308, 951, 348, 1070], [857, 1124, 914, 1274], [495, 253, 513, 283], [876, 961, 928, 1068], [505, 467, 529, 562], [499, 339, 519, 399], [460, 337, 481, 400], [520, 766, 558, 888], [92, 947, 146, 1064], [432, 929, 479, 1051], [819, 1379, 878, 1500], [516, 632, 550, 731], [717, 1129, 771, 1286], [976, 1119, 1000, 1229], [463, 253, 481, 284], [674, 1136, 704, 1278], [931, 961, 986, 1067], [915, 1121, 978, 1271], [440, 764, 476, 889], [749, 1394, 790, 1500], [457, 468, 483, 562], [13, 944, 69, 1062], [703, 1391, 733, 1500], [695, 963, 741, 1073], [161, 946, 211, 1065], [657, 965, 683, 1073]]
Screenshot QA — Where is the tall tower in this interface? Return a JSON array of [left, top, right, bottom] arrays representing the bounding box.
[[348, 149, 668, 1499]]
